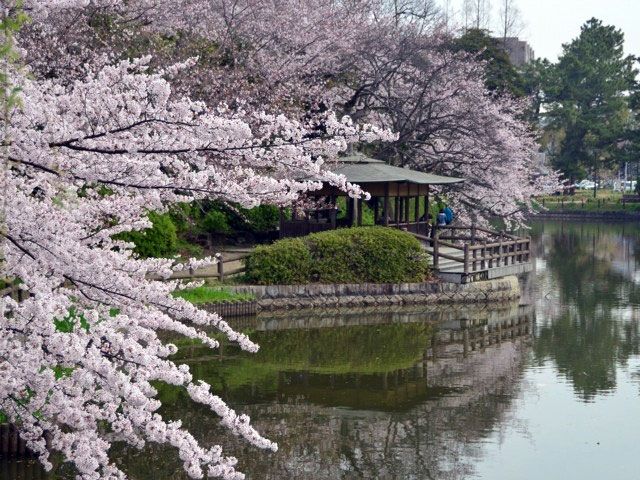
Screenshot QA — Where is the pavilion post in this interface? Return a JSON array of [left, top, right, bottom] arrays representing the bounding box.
[[279, 207, 285, 238], [373, 197, 379, 225], [424, 185, 430, 236], [383, 184, 389, 226], [404, 191, 410, 229], [356, 198, 363, 227], [347, 196, 354, 227], [305, 209, 310, 236], [396, 182, 401, 227], [414, 195, 419, 231], [329, 195, 337, 229]]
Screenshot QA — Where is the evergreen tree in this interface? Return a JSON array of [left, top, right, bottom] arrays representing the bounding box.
[[543, 18, 639, 192], [452, 28, 526, 96]]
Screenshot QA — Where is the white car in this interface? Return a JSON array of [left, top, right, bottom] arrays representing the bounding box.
[[576, 180, 597, 189]]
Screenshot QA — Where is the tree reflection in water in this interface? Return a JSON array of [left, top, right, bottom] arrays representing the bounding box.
[[532, 221, 640, 400], [10, 220, 640, 479], [5, 302, 533, 479]]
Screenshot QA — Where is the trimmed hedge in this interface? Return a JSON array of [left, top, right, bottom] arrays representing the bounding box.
[[245, 227, 429, 285], [244, 237, 312, 285]]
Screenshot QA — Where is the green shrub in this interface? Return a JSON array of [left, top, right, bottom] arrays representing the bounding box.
[[243, 205, 280, 232], [119, 211, 179, 258], [309, 227, 428, 283], [245, 227, 429, 285], [244, 238, 312, 285], [168, 202, 202, 234], [201, 209, 231, 233]]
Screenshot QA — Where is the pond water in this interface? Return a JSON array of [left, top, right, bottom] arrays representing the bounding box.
[[4, 220, 640, 479]]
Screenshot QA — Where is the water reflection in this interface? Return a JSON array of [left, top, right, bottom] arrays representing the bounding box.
[[532, 222, 640, 400], [6, 220, 640, 479], [3, 303, 533, 479], [163, 304, 533, 479]]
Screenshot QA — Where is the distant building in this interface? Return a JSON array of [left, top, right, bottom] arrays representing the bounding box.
[[500, 38, 535, 67]]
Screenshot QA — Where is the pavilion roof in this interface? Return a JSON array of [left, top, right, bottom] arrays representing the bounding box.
[[326, 153, 464, 185]]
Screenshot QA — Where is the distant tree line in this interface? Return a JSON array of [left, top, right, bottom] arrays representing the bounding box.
[[532, 19, 639, 191], [446, 8, 640, 193]]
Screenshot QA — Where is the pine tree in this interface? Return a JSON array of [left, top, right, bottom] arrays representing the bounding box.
[[543, 18, 639, 194]]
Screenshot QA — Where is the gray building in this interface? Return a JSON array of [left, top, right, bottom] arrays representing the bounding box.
[[501, 37, 535, 66]]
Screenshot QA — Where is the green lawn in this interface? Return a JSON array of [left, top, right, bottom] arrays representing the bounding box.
[[536, 190, 640, 212], [173, 286, 255, 304]]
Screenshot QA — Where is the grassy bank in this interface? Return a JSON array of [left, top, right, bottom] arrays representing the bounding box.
[[173, 285, 255, 304], [536, 190, 640, 213]]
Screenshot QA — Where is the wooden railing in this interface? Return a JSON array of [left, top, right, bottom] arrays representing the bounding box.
[[408, 225, 531, 277], [167, 251, 251, 282]]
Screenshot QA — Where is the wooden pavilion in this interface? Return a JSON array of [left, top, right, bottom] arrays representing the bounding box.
[[280, 153, 464, 238]]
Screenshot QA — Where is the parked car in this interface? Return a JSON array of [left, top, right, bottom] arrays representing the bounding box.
[[575, 180, 597, 190]]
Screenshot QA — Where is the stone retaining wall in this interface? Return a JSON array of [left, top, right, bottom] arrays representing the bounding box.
[[225, 276, 520, 311], [201, 300, 258, 318]]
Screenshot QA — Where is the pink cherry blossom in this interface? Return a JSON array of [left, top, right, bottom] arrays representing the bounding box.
[[2, 2, 556, 479]]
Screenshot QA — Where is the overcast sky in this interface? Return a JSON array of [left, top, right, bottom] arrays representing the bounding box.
[[449, 0, 640, 61]]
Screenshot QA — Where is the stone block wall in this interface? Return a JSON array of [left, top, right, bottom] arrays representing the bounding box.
[[226, 277, 520, 311]]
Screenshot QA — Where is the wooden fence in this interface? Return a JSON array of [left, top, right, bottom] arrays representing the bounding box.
[[409, 224, 532, 277], [167, 251, 251, 281]]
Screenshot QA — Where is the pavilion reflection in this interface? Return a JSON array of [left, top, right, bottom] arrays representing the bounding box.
[[113, 302, 533, 480], [3, 302, 533, 480], [272, 304, 532, 411]]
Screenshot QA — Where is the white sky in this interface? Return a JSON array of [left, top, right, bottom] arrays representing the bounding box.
[[448, 0, 640, 61]]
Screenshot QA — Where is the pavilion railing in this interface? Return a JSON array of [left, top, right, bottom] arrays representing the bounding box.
[[406, 225, 531, 277]]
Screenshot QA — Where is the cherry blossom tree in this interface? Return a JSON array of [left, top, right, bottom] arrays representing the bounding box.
[[337, 28, 557, 227], [141, 0, 556, 226], [18, 0, 375, 114], [2, 0, 555, 478], [1, 2, 390, 479]]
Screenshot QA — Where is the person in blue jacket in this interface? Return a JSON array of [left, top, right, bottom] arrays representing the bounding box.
[[443, 205, 454, 225]]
